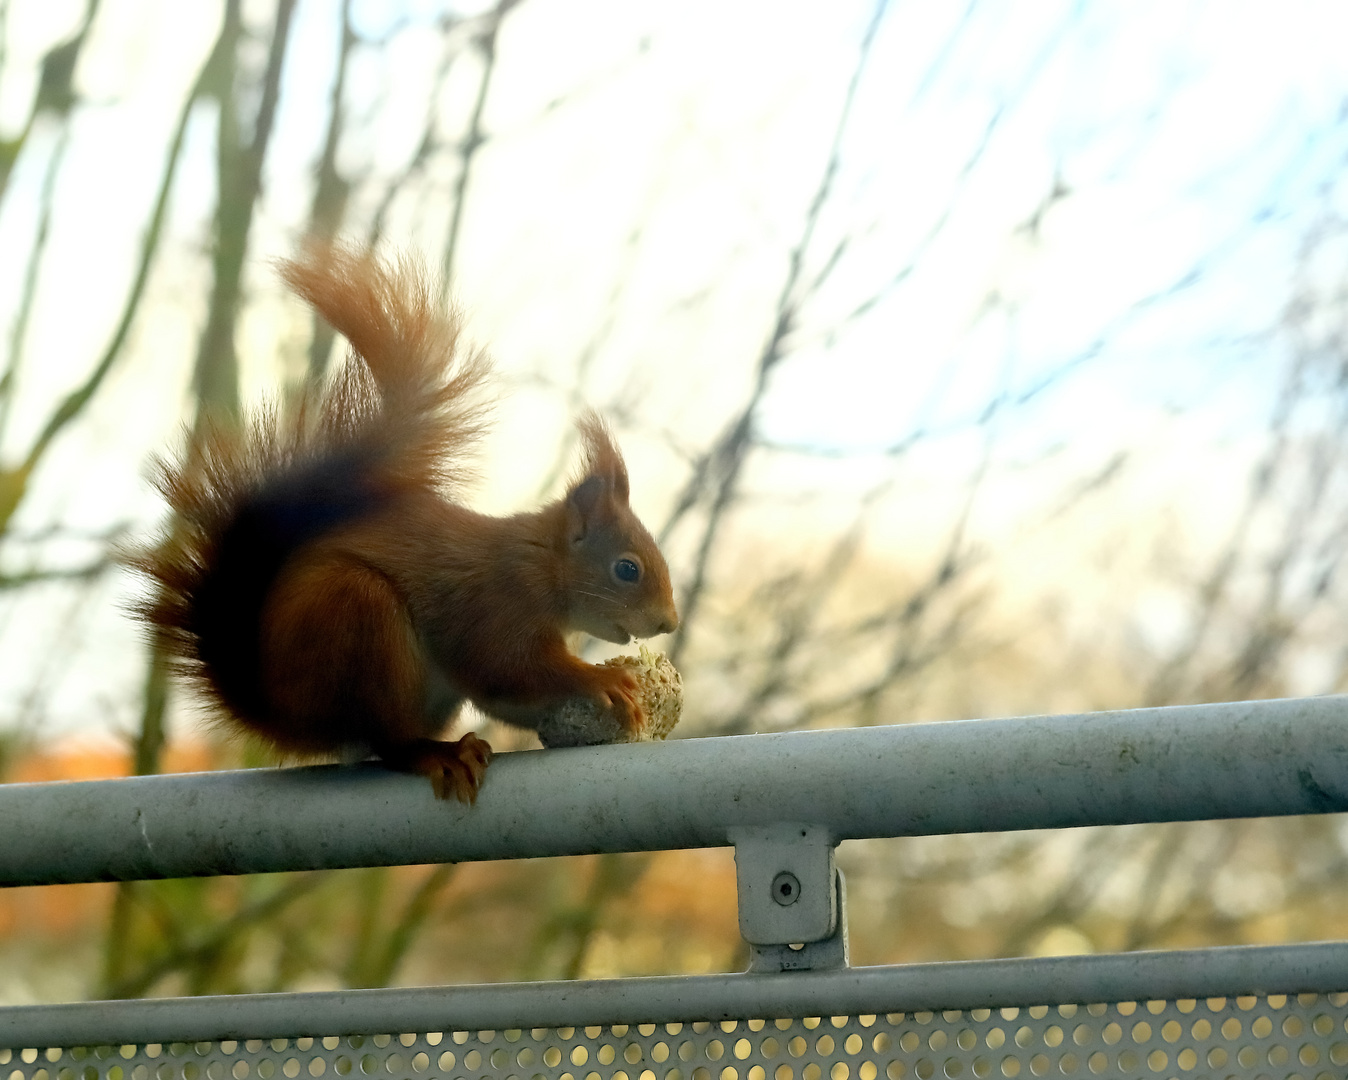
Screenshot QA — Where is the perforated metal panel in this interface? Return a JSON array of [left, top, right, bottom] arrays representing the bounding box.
[[5, 992, 1347, 1080]]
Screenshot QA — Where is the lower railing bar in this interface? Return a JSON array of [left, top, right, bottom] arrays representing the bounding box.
[[2, 941, 1345, 1050], [2, 695, 1347, 887]]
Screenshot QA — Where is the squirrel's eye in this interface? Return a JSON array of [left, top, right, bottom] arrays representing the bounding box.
[[613, 557, 641, 584]]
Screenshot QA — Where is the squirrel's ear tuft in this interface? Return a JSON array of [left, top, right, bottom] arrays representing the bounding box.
[[569, 411, 630, 504]]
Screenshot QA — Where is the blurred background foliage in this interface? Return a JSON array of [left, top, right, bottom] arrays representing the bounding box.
[[3, 0, 1348, 1004]]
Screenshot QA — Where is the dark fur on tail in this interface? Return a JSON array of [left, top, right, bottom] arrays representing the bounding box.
[[131, 244, 490, 731]]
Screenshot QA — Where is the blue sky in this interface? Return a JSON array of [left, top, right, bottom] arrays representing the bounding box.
[[2, 1, 1348, 734]]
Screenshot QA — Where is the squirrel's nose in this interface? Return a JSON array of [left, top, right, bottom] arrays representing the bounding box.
[[658, 613, 679, 635]]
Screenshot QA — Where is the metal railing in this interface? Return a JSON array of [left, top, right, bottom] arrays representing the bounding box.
[[2, 695, 1347, 1079]]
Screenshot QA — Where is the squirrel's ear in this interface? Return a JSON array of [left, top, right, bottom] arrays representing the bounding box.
[[573, 411, 630, 503], [565, 412, 629, 542]]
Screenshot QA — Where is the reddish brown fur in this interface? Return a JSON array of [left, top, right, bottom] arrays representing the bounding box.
[[133, 243, 679, 802]]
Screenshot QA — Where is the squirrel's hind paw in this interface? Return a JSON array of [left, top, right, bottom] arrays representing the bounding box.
[[383, 732, 494, 803]]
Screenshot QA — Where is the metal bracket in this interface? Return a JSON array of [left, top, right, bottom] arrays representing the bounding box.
[[730, 823, 848, 972], [746, 869, 849, 973]]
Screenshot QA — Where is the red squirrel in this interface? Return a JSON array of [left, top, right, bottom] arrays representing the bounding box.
[[134, 243, 679, 802]]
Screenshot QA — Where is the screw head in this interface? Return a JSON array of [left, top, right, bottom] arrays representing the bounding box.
[[771, 871, 801, 906]]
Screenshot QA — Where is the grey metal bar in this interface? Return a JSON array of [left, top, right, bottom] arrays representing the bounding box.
[[2, 942, 1346, 1049], [2, 695, 1347, 887]]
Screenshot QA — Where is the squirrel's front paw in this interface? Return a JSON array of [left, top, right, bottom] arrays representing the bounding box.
[[596, 669, 645, 733]]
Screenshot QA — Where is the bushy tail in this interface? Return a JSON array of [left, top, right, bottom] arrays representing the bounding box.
[[132, 243, 491, 726]]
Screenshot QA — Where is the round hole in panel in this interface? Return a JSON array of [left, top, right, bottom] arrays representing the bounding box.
[[870, 1036, 889, 1056], [775, 1066, 793, 1080], [570, 1047, 588, 1067], [306, 1060, 324, 1078], [816, 1037, 835, 1056], [829, 1065, 848, 1080], [332, 1060, 350, 1078], [899, 1035, 919, 1054], [788, 1041, 807, 1060], [1129, 1023, 1150, 1045], [1173, 1048, 1196, 1072], [1332, 1042, 1348, 1066], [598, 1048, 616, 1068], [1144, 1049, 1166, 1072], [1085, 1052, 1105, 1075], [281, 1062, 299, 1080], [802, 1067, 820, 1080], [233, 1068, 250, 1080], [844, 1036, 863, 1057], [859, 1063, 877, 1080], [516, 1048, 535, 1067], [926, 1034, 945, 1053], [1300, 1043, 1321, 1066], [1115, 1050, 1138, 1073], [627, 1046, 644, 1065], [997, 1057, 1017, 1078], [493, 1049, 512, 1069], [941, 1059, 961, 1079], [206, 1063, 224, 1080], [913, 1063, 933, 1080], [1100, 1026, 1120, 1048], [257, 1062, 274, 1080], [883, 1064, 904, 1080], [544, 1050, 561, 1069], [1250, 1016, 1273, 1039], [954, 1033, 974, 1054], [734, 1042, 751, 1062], [707, 1044, 725, 1064], [748, 1068, 765, 1080], [1028, 1055, 1048, 1077], [1013, 1030, 1032, 1051], [1284, 1015, 1305, 1037], [1056, 1052, 1077, 1074], [1266, 1043, 1289, 1067]]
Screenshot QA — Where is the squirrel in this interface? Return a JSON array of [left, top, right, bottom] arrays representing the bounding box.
[[133, 242, 680, 803]]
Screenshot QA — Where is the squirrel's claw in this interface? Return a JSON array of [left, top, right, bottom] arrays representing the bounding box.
[[384, 732, 495, 803], [597, 669, 645, 733]]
